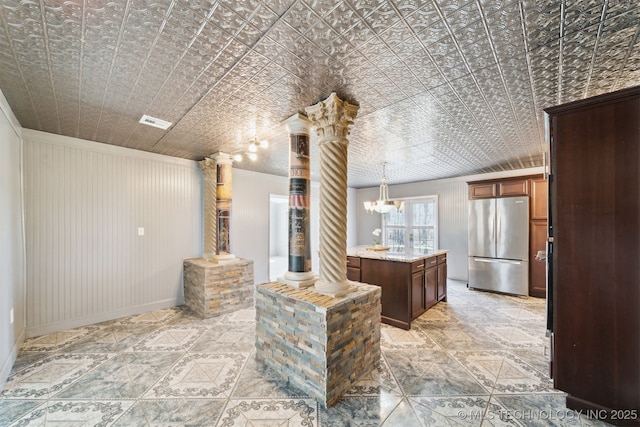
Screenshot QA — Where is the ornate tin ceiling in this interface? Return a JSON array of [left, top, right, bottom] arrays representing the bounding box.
[[0, 0, 638, 187]]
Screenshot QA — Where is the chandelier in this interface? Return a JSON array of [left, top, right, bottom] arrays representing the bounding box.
[[364, 162, 404, 214], [232, 136, 269, 162]]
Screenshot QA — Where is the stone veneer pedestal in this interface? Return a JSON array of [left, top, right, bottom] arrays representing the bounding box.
[[255, 282, 381, 407], [183, 258, 254, 318]]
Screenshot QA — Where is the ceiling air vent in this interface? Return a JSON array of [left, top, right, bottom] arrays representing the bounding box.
[[139, 114, 172, 130]]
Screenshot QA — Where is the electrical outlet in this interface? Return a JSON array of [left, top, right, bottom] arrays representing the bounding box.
[[10, 308, 14, 324], [138, 227, 144, 236]]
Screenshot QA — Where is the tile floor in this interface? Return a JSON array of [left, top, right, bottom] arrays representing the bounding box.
[[1, 280, 610, 426]]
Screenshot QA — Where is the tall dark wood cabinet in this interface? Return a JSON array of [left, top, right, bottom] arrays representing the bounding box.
[[546, 86, 640, 426], [529, 177, 548, 297]]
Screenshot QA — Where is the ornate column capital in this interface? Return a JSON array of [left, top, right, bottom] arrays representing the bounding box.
[[305, 93, 359, 140], [199, 157, 216, 178]]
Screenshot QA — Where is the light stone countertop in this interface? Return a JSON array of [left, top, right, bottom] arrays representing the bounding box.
[[347, 246, 448, 263]]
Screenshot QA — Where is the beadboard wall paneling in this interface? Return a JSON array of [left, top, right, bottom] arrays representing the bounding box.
[[0, 89, 26, 388], [356, 167, 544, 281], [22, 130, 202, 337]]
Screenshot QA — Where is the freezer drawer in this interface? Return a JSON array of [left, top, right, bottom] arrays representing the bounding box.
[[468, 257, 528, 296]]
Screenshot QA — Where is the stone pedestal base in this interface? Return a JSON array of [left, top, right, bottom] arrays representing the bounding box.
[[255, 281, 381, 407], [183, 257, 254, 318]]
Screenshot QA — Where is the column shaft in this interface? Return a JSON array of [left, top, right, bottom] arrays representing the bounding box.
[[199, 158, 217, 260], [280, 114, 315, 288], [305, 93, 359, 296], [213, 152, 235, 261]]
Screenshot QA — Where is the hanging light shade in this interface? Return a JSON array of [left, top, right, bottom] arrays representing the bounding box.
[[232, 135, 268, 162], [364, 163, 405, 214]]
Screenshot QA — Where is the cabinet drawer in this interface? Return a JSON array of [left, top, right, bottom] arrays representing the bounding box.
[[437, 254, 447, 264], [425, 257, 438, 268], [411, 260, 424, 273], [346, 256, 360, 267]]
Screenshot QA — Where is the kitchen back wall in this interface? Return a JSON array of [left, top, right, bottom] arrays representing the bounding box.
[[356, 167, 544, 282]]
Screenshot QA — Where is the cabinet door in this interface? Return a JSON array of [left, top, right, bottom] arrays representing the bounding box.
[[437, 262, 447, 301], [361, 258, 411, 330], [347, 267, 360, 282], [411, 271, 425, 318], [529, 220, 547, 298], [468, 183, 496, 199], [425, 266, 438, 309], [548, 88, 640, 417], [530, 178, 548, 220], [498, 179, 529, 196]]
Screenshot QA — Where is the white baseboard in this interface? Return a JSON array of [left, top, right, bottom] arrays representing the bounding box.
[[0, 326, 25, 390], [25, 298, 181, 339]]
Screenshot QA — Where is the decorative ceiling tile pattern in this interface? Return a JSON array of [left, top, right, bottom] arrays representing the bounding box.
[[0, 0, 638, 187]]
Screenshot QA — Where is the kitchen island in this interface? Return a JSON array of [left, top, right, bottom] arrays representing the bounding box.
[[347, 246, 448, 330]]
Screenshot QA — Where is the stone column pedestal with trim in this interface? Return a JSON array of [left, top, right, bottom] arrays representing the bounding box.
[[255, 281, 380, 407], [183, 257, 254, 318]]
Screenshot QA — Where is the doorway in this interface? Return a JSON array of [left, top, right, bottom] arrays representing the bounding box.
[[269, 194, 288, 281]]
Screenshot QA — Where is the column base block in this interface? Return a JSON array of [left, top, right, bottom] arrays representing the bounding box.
[[213, 253, 236, 262], [183, 257, 254, 319], [313, 279, 353, 298], [255, 281, 381, 407], [277, 274, 317, 289]]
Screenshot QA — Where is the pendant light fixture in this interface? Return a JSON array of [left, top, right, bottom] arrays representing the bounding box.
[[232, 136, 269, 162], [363, 162, 404, 214]]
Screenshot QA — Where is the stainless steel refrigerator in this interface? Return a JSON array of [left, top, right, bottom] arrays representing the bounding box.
[[468, 196, 529, 296]]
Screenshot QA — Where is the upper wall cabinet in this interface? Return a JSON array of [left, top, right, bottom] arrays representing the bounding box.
[[530, 177, 548, 220], [468, 177, 530, 199], [498, 179, 529, 197], [468, 182, 496, 199]]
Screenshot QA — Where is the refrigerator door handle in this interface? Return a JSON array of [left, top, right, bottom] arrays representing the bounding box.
[[491, 209, 496, 249], [473, 258, 523, 265], [491, 207, 500, 245]]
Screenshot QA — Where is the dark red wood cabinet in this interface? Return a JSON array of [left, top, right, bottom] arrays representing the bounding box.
[[546, 86, 640, 426], [346, 256, 361, 281], [437, 254, 447, 301], [357, 254, 446, 330]]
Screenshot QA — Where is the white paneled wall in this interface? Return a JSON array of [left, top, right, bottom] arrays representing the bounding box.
[[22, 130, 202, 337], [0, 90, 26, 388]]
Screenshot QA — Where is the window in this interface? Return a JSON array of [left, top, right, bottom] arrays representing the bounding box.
[[383, 197, 438, 252]]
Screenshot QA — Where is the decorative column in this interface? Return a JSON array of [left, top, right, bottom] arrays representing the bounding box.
[[198, 158, 217, 260], [212, 152, 235, 261], [305, 93, 359, 296], [278, 113, 316, 288]]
